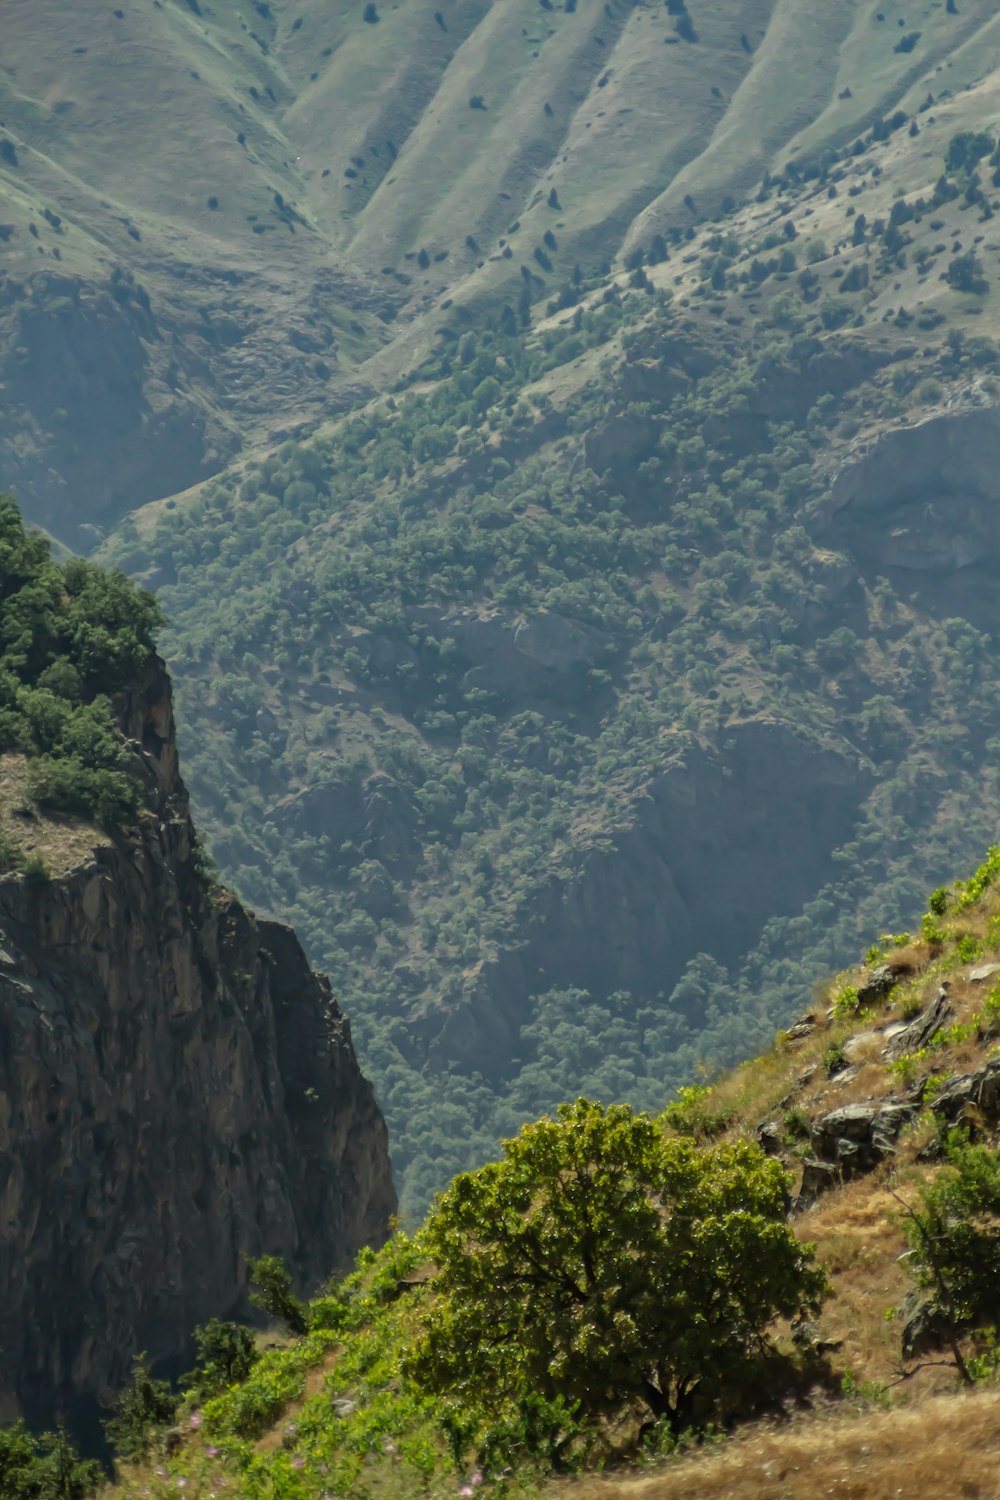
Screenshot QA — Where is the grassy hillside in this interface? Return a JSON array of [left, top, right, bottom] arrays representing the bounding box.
[[95, 80, 1000, 1213], [4, 0, 1000, 542], [38, 838, 1000, 1498]]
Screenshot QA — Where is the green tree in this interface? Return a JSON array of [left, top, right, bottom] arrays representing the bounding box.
[[896, 1140, 1000, 1382], [248, 1255, 309, 1335], [185, 1318, 259, 1399], [0, 1423, 102, 1500], [409, 1100, 827, 1443], [103, 1352, 178, 1460]]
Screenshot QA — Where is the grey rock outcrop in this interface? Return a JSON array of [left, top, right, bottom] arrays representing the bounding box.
[[0, 659, 395, 1432], [807, 1099, 918, 1183], [931, 1056, 1000, 1127], [882, 986, 954, 1061]]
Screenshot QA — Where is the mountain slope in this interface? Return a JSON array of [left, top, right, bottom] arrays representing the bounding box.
[[69, 837, 1000, 1498], [3, 0, 1000, 542], [100, 71, 1000, 1210]]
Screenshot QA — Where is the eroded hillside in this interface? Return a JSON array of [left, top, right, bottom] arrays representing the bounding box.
[[3, 0, 999, 539]]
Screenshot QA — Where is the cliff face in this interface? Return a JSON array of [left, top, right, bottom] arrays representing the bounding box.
[[0, 660, 396, 1432]]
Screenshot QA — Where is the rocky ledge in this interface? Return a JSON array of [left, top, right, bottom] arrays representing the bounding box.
[[0, 658, 395, 1433]]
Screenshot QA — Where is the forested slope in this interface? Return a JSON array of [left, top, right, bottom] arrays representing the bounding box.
[[104, 93, 1000, 1211]]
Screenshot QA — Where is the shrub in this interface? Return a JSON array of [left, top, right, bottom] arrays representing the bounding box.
[[0, 1421, 102, 1500], [0, 495, 159, 832], [248, 1255, 309, 1335], [104, 1353, 178, 1461], [947, 252, 988, 294], [185, 1319, 259, 1399], [896, 1140, 1000, 1381]]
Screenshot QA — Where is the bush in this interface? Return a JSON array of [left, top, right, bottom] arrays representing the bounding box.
[[897, 1140, 1000, 1381], [946, 252, 988, 294], [185, 1319, 259, 1399], [248, 1255, 309, 1334], [103, 1353, 178, 1461], [0, 1422, 102, 1500], [0, 495, 160, 832]]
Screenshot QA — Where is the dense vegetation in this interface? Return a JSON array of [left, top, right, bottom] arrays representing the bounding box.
[[29, 1102, 828, 1499], [21, 837, 1000, 1497], [0, 497, 160, 842], [105, 113, 1000, 1210]]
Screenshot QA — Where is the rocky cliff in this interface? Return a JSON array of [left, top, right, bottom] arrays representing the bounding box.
[[0, 657, 396, 1434]]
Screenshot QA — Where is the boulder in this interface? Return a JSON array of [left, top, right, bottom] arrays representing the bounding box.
[[798, 1158, 840, 1202], [784, 1012, 817, 1044], [810, 1100, 918, 1178], [932, 1056, 1000, 1126], [883, 986, 954, 1061], [968, 962, 1000, 984], [857, 963, 901, 1007], [899, 1291, 956, 1360]]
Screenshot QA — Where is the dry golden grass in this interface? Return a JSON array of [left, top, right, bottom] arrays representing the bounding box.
[[797, 1179, 914, 1388], [563, 1389, 1000, 1499], [0, 754, 101, 876]]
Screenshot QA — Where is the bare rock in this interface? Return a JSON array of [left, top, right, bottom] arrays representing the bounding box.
[[899, 1291, 956, 1360], [857, 963, 901, 1007], [784, 1012, 818, 1044], [810, 1099, 918, 1178], [932, 1056, 1000, 1126], [0, 659, 395, 1431], [798, 1158, 841, 1203], [883, 986, 954, 1061]]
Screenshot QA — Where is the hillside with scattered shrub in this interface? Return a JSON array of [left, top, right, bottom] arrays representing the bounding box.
[[22, 839, 1000, 1498], [3, 0, 999, 542], [99, 87, 1000, 1212]]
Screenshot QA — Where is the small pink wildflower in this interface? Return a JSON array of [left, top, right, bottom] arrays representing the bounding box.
[[291, 1455, 306, 1471], [189, 1412, 203, 1431], [155, 1467, 168, 1479], [205, 1445, 220, 1459], [459, 1486, 475, 1497], [471, 1472, 484, 1488], [176, 1480, 187, 1490], [381, 1439, 397, 1456]]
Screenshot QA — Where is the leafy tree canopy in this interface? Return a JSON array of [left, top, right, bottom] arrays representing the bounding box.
[[410, 1099, 828, 1442], [899, 1137, 1000, 1380], [0, 1421, 102, 1500], [0, 494, 161, 832]]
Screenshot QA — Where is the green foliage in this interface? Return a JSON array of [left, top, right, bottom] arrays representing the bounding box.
[[247, 1255, 309, 1335], [946, 252, 988, 295], [184, 1319, 260, 1400], [99, 264, 1000, 1217], [0, 1423, 102, 1500], [103, 1352, 178, 1461], [0, 495, 160, 829], [928, 886, 949, 916], [831, 985, 860, 1018], [409, 1100, 827, 1444], [661, 1083, 728, 1138], [901, 1141, 1000, 1332]]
